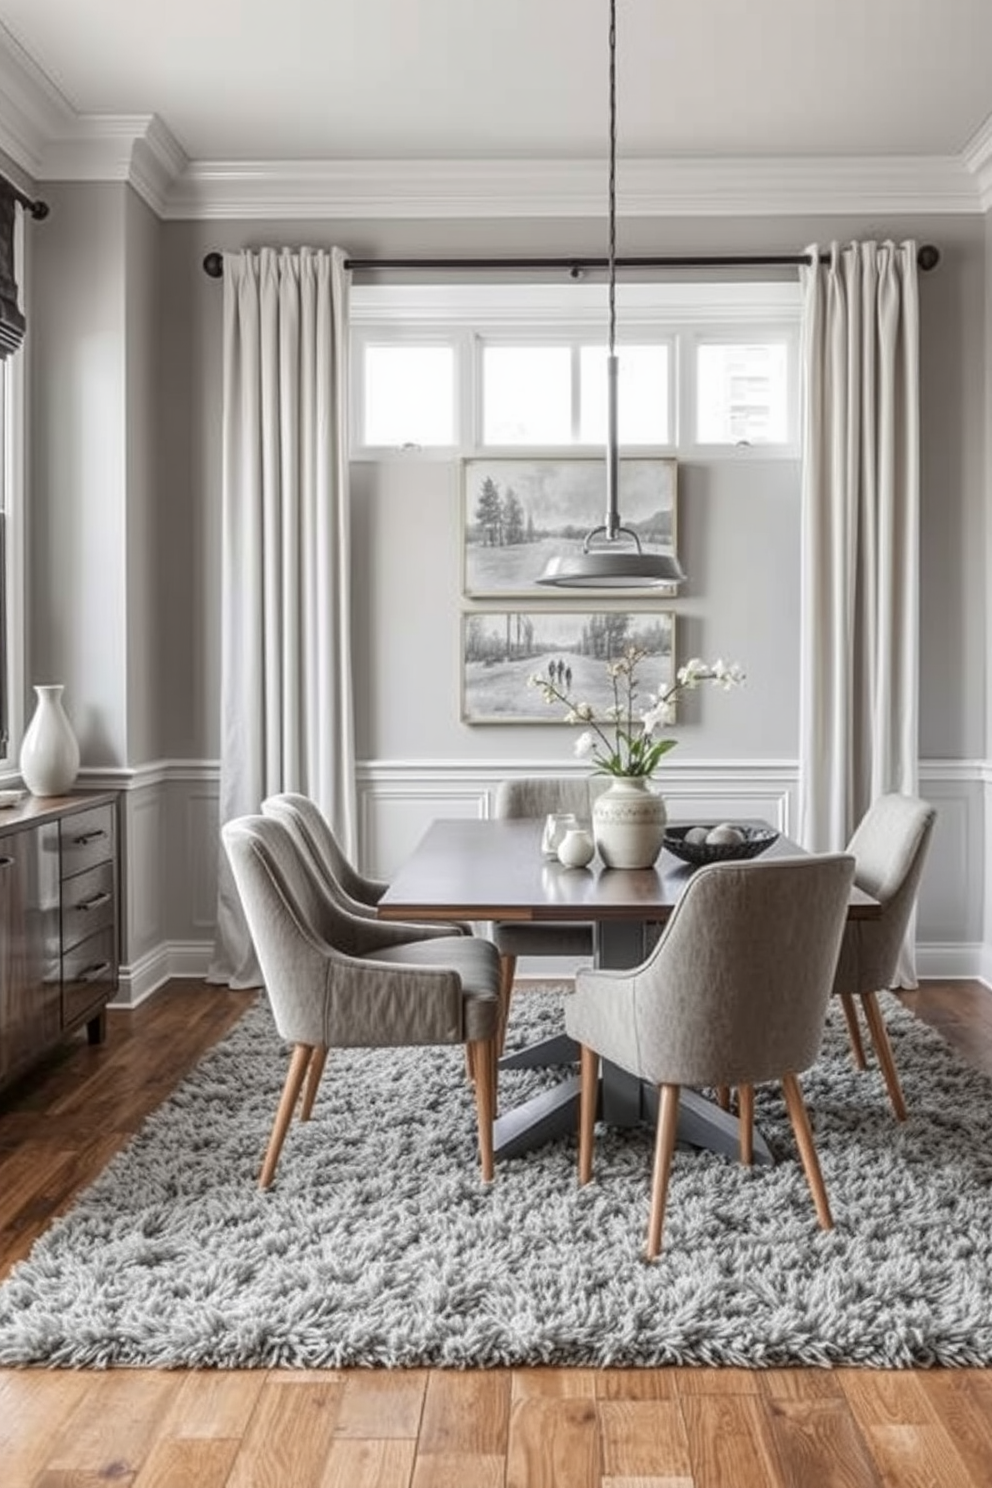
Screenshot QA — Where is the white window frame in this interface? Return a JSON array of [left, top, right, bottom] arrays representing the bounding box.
[[349, 279, 801, 460]]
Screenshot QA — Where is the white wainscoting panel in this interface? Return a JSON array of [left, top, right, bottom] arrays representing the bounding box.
[[78, 756, 989, 1003]]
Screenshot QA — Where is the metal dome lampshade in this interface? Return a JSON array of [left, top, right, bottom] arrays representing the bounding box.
[[537, 0, 685, 591]]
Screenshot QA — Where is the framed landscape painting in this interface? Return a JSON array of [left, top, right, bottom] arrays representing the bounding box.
[[461, 608, 675, 725], [461, 456, 678, 599]]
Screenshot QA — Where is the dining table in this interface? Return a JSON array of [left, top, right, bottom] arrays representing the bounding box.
[[377, 816, 880, 1166]]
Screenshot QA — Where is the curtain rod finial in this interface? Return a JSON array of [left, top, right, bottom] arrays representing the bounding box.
[[203, 251, 224, 278], [918, 244, 939, 272]]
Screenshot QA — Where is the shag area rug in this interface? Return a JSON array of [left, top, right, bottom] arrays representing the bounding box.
[[1, 989, 992, 1369]]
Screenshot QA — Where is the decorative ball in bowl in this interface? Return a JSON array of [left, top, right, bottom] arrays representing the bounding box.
[[663, 823, 779, 866]]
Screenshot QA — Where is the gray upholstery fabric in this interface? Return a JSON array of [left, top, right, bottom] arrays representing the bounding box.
[[222, 815, 499, 1050], [261, 792, 388, 908], [493, 777, 601, 958], [832, 793, 936, 997], [262, 792, 470, 936], [565, 854, 856, 1087]]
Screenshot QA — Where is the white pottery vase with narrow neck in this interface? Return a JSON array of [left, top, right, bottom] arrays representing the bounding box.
[[19, 684, 81, 796], [592, 776, 667, 869]]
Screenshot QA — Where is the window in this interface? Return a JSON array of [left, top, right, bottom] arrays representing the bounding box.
[[695, 340, 791, 445], [362, 343, 455, 447], [350, 281, 799, 457]]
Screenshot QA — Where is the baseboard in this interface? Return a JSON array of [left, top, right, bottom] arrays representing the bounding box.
[[915, 942, 991, 986], [113, 940, 214, 1008]]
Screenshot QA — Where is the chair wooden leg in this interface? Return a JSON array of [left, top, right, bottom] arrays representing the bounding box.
[[465, 1045, 476, 1085], [299, 1044, 328, 1122], [497, 954, 517, 1058], [647, 1084, 681, 1260], [716, 1085, 731, 1112], [578, 1044, 599, 1186], [860, 990, 908, 1121], [781, 1072, 833, 1230], [470, 1038, 496, 1182], [260, 1043, 313, 1190], [738, 1083, 754, 1166], [839, 992, 868, 1070]]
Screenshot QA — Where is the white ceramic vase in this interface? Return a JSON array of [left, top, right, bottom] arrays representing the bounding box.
[[19, 684, 81, 797], [592, 776, 667, 869]]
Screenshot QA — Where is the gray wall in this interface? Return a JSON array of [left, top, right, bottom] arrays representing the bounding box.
[[159, 211, 987, 772]]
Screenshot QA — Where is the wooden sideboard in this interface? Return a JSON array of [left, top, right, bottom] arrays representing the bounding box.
[[0, 790, 119, 1093]]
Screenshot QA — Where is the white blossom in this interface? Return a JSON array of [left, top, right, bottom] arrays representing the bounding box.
[[573, 730, 597, 759]]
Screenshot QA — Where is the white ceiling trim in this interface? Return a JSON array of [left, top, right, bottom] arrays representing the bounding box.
[[166, 154, 982, 221], [0, 28, 986, 221], [962, 114, 992, 212]]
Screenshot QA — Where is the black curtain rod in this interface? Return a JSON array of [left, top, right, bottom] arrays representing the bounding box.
[[0, 172, 49, 221], [202, 244, 940, 278]]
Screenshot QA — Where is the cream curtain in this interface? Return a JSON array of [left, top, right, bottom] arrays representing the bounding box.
[[210, 247, 356, 987], [798, 240, 920, 983]]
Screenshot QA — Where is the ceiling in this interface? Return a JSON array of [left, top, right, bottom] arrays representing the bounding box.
[[0, 0, 991, 166]]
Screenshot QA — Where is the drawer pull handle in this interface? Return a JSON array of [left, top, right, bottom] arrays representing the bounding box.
[[79, 960, 111, 983], [76, 890, 112, 912], [73, 829, 107, 847], [0, 855, 12, 868]]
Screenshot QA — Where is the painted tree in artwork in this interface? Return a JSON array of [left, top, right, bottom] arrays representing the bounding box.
[[475, 477, 503, 546], [502, 487, 525, 545]]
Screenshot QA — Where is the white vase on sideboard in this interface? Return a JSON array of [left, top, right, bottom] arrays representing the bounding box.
[[19, 684, 81, 797]]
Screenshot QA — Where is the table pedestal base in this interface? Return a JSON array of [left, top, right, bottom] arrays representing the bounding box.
[[494, 1041, 773, 1166]]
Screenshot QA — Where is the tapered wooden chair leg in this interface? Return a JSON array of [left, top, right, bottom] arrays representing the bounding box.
[[260, 1043, 313, 1189], [781, 1072, 833, 1230], [716, 1085, 731, 1111], [839, 992, 868, 1070], [646, 1084, 680, 1260], [299, 1045, 328, 1122], [470, 1038, 496, 1182], [578, 1044, 599, 1186], [860, 990, 908, 1121], [497, 954, 517, 1058], [738, 1083, 754, 1166]]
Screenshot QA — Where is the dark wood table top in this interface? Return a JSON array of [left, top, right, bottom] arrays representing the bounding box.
[[378, 817, 880, 923]]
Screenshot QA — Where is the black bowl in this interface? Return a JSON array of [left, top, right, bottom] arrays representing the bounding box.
[[663, 823, 779, 866]]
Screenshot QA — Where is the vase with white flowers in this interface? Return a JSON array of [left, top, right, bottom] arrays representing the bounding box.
[[529, 648, 746, 868]]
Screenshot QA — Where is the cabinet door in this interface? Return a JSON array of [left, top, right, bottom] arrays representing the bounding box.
[[0, 823, 62, 1084]]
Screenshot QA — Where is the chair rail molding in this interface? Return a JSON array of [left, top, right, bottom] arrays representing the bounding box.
[[47, 755, 988, 998]]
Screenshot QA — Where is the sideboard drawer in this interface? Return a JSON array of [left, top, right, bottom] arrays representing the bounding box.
[[61, 861, 116, 950], [62, 927, 117, 1028], [60, 804, 115, 878]]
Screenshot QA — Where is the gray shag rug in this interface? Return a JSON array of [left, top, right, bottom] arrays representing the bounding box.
[[1, 988, 992, 1369]]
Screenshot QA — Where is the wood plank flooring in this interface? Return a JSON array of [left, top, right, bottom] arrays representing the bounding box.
[[1, 977, 992, 1487]]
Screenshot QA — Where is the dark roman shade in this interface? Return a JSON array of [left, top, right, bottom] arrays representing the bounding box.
[[0, 180, 25, 360]]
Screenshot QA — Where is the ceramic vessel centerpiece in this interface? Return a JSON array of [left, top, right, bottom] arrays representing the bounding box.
[[19, 684, 81, 797], [529, 649, 746, 871]]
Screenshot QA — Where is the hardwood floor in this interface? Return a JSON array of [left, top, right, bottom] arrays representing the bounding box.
[[1, 977, 992, 1487]]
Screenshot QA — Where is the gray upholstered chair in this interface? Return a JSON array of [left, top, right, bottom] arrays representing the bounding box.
[[565, 852, 856, 1258], [221, 814, 501, 1188], [492, 777, 602, 1050], [832, 793, 936, 1120], [262, 791, 471, 934], [260, 792, 388, 919]]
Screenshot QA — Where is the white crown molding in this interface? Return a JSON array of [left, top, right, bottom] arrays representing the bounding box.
[[40, 114, 188, 217], [166, 153, 982, 222], [962, 110, 992, 212], [0, 20, 74, 178], [0, 21, 986, 221]]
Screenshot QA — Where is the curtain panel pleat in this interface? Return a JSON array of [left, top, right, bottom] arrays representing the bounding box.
[[798, 241, 920, 983], [211, 246, 356, 987]]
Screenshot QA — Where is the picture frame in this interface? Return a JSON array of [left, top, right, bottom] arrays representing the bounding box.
[[461, 456, 678, 599], [461, 608, 675, 726]]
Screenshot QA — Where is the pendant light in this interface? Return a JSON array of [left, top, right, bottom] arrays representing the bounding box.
[[537, 0, 685, 590]]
